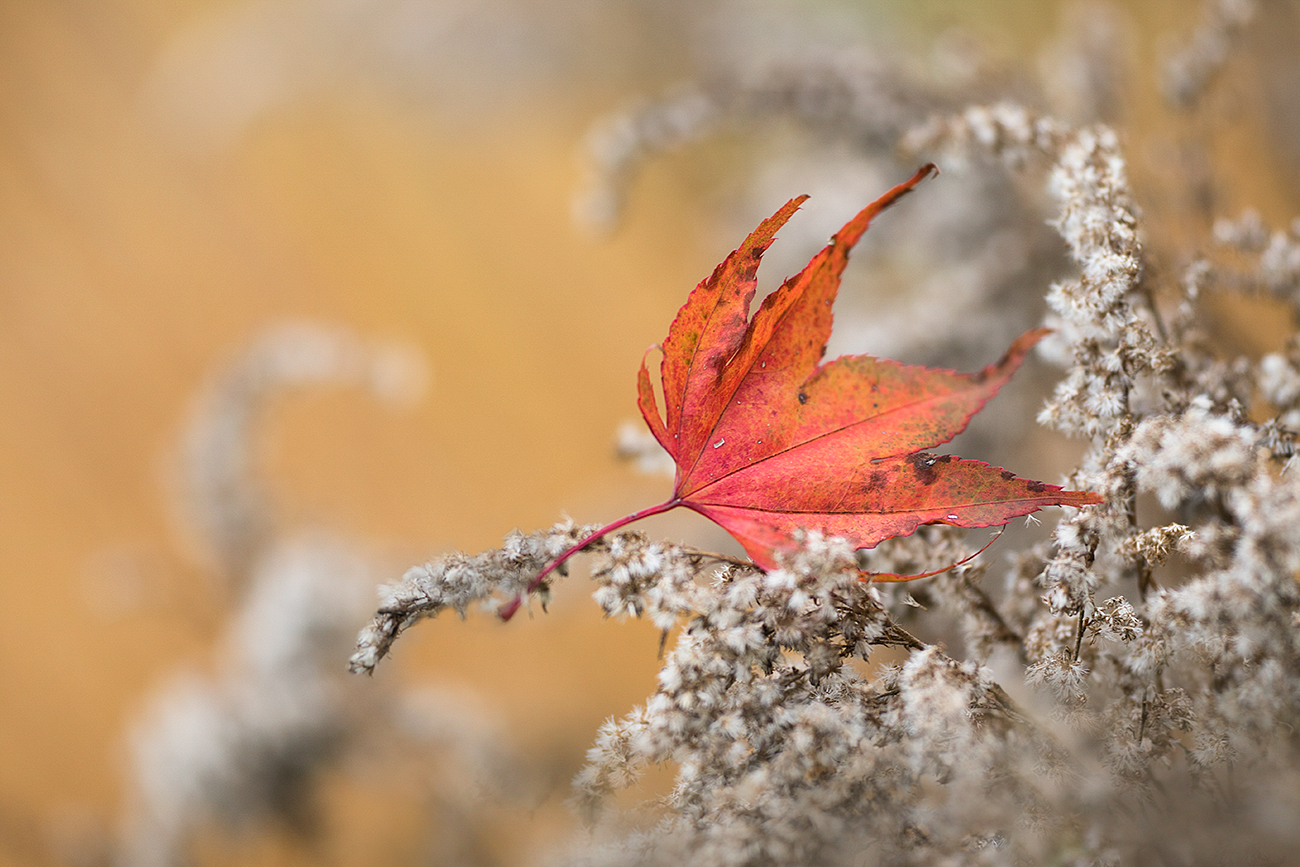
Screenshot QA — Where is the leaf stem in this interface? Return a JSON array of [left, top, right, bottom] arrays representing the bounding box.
[[864, 526, 1005, 583], [499, 499, 682, 620]]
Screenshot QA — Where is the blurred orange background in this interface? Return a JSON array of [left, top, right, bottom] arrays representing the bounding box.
[[2, 1, 1298, 865]]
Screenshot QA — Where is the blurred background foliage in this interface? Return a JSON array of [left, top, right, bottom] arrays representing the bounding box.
[[1, 1, 1299, 865]]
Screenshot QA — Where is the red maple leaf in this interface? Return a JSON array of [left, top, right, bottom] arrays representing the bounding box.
[[502, 165, 1101, 619]]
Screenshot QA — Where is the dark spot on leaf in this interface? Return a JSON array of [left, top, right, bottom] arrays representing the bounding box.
[[798, 392, 808, 405], [1027, 480, 1047, 493], [1001, 470, 1016, 481], [908, 452, 940, 485], [864, 470, 887, 492]]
